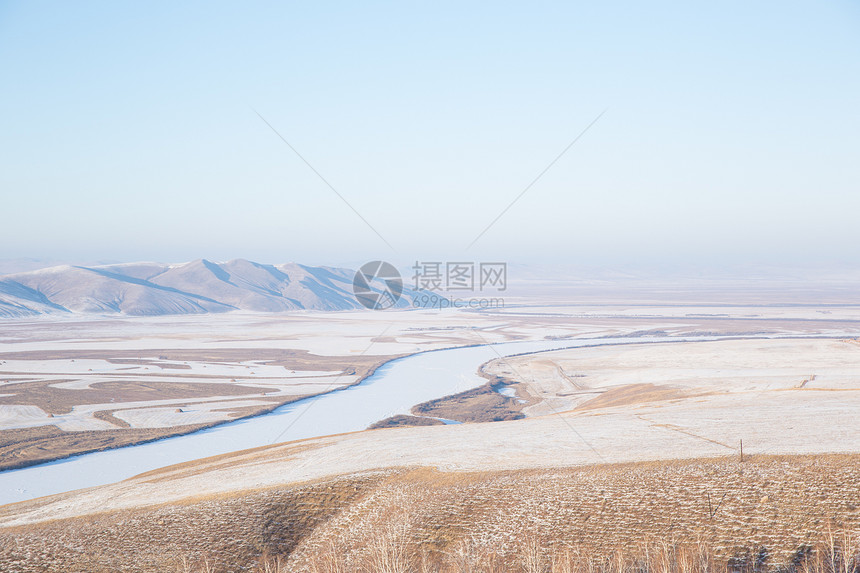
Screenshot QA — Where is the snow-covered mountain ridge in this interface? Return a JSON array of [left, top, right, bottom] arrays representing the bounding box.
[[0, 259, 408, 318]]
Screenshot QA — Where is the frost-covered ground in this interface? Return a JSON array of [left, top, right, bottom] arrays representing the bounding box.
[[485, 338, 860, 416], [0, 304, 858, 524], [0, 311, 520, 432], [1, 305, 858, 435], [0, 308, 675, 433]]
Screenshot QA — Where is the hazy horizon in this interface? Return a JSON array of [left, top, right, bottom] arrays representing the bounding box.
[[2, 1, 859, 267], [3, 255, 860, 281]]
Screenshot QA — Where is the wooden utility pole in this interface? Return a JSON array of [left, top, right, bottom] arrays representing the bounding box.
[[740, 439, 744, 463]]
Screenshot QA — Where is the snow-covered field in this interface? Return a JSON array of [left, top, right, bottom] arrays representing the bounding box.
[[1, 306, 858, 435], [0, 309, 670, 434], [0, 311, 522, 432], [0, 305, 859, 524], [485, 337, 860, 416], [4, 337, 860, 526]]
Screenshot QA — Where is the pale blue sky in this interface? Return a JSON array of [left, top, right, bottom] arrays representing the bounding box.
[[1, 1, 859, 267]]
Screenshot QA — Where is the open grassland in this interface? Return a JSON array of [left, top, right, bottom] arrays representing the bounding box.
[[1, 455, 859, 572]]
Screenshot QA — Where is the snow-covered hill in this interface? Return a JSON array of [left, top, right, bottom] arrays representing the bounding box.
[[0, 259, 413, 317]]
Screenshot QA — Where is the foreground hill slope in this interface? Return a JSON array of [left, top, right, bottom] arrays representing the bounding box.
[[0, 259, 408, 317], [2, 455, 859, 572]]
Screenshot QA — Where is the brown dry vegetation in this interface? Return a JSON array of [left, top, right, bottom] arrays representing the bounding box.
[[409, 382, 525, 424], [0, 349, 390, 373], [0, 423, 214, 471], [0, 397, 290, 471], [92, 409, 133, 428], [369, 371, 528, 428], [251, 533, 859, 573], [2, 454, 860, 572], [369, 415, 445, 429], [0, 351, 395, 470], [106, 358, 193, 370], [574, 383, 696, 411], [0, 379, 273, 415]]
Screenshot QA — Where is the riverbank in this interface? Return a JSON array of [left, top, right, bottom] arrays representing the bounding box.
[[0, 354, 396, 471], [0, 337, 599, 505]]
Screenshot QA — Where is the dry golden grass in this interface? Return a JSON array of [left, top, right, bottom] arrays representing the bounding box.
[[182, 530, 860, 573], [574, 383, 695, 411], [409, 382, 525, 423], [369, 414, 445, 429], [3, 455, 860, 572]]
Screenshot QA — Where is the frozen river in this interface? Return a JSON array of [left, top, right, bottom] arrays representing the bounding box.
[[0, 335, 730, 505]]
